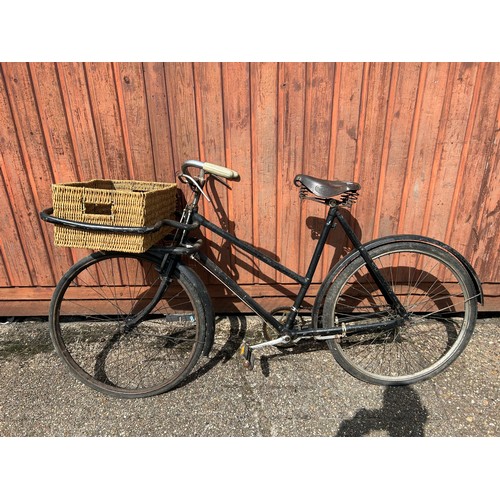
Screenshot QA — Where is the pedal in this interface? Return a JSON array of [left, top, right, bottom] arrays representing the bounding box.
[[240, 343, 255, 371]]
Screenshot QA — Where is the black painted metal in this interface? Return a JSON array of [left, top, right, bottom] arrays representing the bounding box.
[[334, 209, 408, 317], [297, 316, 404, 338], [285, 204, 339, 329], [39, 207, 200, 234], [192, 251, 285, 333], [188, 196, 409, 338]]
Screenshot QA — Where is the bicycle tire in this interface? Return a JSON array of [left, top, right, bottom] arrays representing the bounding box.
[[322, 241, 478, 385], [49, 252, 208, 398]]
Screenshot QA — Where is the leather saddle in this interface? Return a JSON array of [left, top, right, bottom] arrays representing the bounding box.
[[294, 174, 361, 199]]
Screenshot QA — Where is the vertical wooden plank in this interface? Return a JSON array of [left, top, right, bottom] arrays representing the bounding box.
[[114, 62, 156, 181], [425, 63, 479, 243], [29, 62, 82, 273], [57, 62, 104, 180], [323, 62, 364, 272], [354, 62, 393, 240], [371, 63, 400, 239], [329, 63, 364, 181], [29, 63, 80, 182], [352, 63, 371, 185], [276, 62, 305, 283], [164, 63, 200, 166], [193, 63, 230, 282], [468, 76, 500, 281], [445, 63, 486, 249], [0, 158, 32, 286], [0, 249, 9, 287], [251, 62, 279, 283], [221, 62, 254, 283], [78, 62, 132, 286], [164, 62, 200, 204], [0, 63, 55, 286], [376, 63, 421, 237], [300, 62, 335, 279], [85, 62, 130, 179], [396, 63, 428, 235], [143, 62, 176, 182], [451, 63, 500, 265], [57, 61, 105, 266], [400, 62, 450, 235], [164, 62, 208, 283]]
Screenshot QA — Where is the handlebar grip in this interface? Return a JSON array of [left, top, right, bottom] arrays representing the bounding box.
[[202, 162, 239, 179]]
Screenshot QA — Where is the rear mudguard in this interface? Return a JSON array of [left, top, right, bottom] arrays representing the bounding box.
[[312, 234, 483, 327]]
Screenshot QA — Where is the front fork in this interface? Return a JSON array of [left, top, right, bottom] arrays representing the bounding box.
[[123, 255, 178, 332], [123, 200, 199, 332]]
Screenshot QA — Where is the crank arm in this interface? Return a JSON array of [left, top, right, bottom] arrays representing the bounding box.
[[247, 335, 294, 350], [240, 335, 293, 370]]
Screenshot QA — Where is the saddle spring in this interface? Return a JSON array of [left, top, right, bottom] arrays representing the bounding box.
[[299, 186, 314, 200], [299, 186, 359, 208], [339, 191, 359, 207]]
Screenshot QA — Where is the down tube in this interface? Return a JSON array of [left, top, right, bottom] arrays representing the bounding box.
[[192, 252, 284, 332]]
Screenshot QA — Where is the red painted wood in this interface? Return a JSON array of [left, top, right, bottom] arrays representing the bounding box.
[[277, 62, 305, 283], [142, 63, 176, 182], [221, 62, 254, 283], [0, 62, 499, 314], [251, 62, 279, 283]]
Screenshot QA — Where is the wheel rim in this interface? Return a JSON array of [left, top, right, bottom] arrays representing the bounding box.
[[327, 246, 474, 383], [52, 254, 201, 395]]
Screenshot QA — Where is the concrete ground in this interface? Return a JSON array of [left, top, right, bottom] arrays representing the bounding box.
[[0, 315, 498, 437]]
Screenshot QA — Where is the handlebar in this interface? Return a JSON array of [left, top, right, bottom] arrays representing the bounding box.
[[181, 160, 239, 180]]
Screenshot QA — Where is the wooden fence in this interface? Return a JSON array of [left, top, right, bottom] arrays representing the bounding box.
[[0, 62, 499, 314]]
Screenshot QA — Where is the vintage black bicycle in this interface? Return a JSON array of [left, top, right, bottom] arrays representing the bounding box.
[[40, 160, 483, 398]]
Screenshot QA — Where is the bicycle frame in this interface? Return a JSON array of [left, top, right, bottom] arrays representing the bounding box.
[[182, 202, 407, 341], [37, 156, 484, 395], [40, 180, 408, 342]]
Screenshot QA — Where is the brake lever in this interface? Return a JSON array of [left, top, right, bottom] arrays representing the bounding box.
[[210, 173, 232, 189], [178, 173, 212, 203]]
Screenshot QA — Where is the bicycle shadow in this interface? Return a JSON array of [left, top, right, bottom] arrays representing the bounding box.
[[178, 317, 430, 438], [336, 385, 429, 437], [177, 315, 248, 389]]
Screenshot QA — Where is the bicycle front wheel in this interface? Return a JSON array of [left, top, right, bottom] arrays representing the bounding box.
[[49, 252, 207, 398], [322, 241, 478, 385]]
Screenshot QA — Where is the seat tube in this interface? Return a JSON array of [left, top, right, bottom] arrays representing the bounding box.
[[285, 203, 338, 329]]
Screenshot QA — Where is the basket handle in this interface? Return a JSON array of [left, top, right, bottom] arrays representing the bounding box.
[[82, 201, 114, 224]]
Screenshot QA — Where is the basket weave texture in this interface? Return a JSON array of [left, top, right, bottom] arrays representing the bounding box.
[[52, 179, 177, 253]]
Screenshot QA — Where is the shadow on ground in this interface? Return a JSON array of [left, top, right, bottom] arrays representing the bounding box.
[[336, 385, 429, 436]]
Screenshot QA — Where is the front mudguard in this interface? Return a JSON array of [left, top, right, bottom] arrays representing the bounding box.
[[146, 249, 215, 357], [178, 263, 215, 357], [312, 234, 483, 327]]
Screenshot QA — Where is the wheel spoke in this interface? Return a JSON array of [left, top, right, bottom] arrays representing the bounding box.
[[51, 254, 204, 397], [324, 243, 476, 384]]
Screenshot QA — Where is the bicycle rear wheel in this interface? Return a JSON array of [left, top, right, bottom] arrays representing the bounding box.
[[49, 252, 207, 398], [322, 241, 478, 385]]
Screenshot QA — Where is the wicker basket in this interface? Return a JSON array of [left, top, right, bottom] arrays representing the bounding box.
[[52, 179, 177, 253]]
